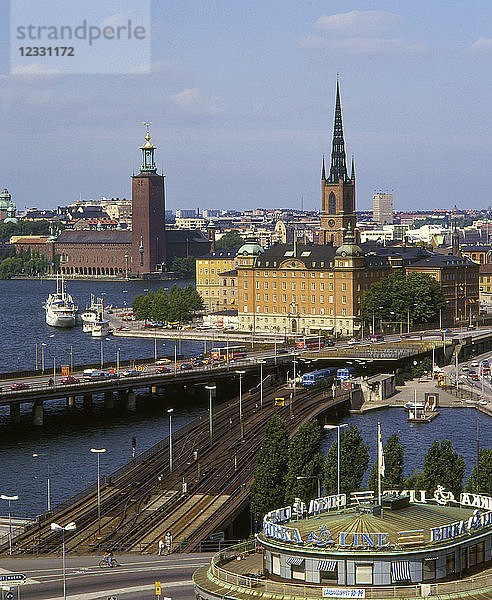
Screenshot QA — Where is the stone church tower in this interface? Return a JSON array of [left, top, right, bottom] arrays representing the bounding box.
[[131, 126, 166, 273], [318, 78, 356, 246]]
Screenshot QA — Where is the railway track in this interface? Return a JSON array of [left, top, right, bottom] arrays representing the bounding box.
[[3, 381, 350, 555]]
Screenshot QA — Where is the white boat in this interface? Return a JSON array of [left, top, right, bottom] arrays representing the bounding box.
[[404, 402, 425, 411], [81, 295, 111, 337], [44, 276, 78, 328]]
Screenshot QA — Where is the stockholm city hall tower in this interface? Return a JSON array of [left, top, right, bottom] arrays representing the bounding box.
[[131, 125, 166, 273], [318, 78, 356, 246]]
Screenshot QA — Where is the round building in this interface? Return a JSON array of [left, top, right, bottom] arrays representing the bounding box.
[[194, 489, 492, 599]]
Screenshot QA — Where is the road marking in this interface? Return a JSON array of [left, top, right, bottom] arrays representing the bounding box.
[[38, 579, 193, 600], [29, 562, 207, 580]]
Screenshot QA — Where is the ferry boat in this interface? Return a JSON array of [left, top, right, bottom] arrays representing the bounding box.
[[44, 276, 78, 328]]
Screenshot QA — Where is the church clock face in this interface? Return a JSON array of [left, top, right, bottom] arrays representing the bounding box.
[[328, 219, 335, 227]]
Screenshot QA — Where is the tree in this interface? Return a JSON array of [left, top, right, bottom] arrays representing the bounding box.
[[215, 230, 244, 250], [324, 425, 369, 495], [465, 448, 492, 495], [170, 256, 196, 277], [285, 420, 324, 504], [251, 415, 289, 518], [368, 433, 405, 493], [133, 291, 154, 322], [360, 271, 444, 328], [152, 288, 170, 322], [182, 284, 205, 314], [422, 439, 465, 499]]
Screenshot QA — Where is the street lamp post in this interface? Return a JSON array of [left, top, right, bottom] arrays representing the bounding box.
[[51, 522, 76, 600], [205, 385, 216, 440], [116, 347, 120, 376], [0, 494, 19, 555], [167, 408, 174, 472], [296, 475, 321, 498], [33, 453, 51, 511], [236, 370, 245, 440], [258, 360, 266, 409], [90, 448, 106, 534], [324, 424, 349, 495], [41, 343, 47, 375]]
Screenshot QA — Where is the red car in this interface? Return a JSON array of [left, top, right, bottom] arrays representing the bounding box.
[[61, 376, 80, 384], [11, 383, 29, 390], [156, 367, 170, 374]]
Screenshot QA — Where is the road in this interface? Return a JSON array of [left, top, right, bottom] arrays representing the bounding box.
[[0, 553, 208, 600]]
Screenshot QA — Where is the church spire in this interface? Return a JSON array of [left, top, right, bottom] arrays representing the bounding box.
[[328, 77, 349, 184], [321, 154, 326, 180], [350, 154, 355, 180]]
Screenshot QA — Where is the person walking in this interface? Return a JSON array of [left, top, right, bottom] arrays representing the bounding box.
[[158, 539, 165, 555]]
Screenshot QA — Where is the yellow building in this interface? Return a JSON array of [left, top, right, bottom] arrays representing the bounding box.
[[195, 249, 237, 312]]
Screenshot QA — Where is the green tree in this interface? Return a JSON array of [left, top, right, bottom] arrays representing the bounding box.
[[134, 291, 155, 322], [465, 448, 492, 495], [368, 433, 405, 493], [324, 425, 369, 495], [170, 256, 196, 277], [360, 271, 444, 329], [422, 440, 465, 498], [215, 230, 244, 250], [182, 284, 205, 314], [404, 469, 426, 490], [251, 415, 289, 518], [285, 420, 324, 504], [152, 288, 170, 323]]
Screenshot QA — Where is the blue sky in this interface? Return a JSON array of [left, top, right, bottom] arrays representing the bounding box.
[[1, 0, 491, 213]]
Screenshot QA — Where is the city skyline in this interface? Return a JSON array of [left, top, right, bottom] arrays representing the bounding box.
[[1, 1, 491, 212]]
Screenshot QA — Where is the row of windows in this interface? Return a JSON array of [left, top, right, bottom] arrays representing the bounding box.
[[245, 293, 349, 304], [244, 305, 350, 316], [245, 281, 354, 291], [250, 269, 387, 279], [60, 254, 130, 265]]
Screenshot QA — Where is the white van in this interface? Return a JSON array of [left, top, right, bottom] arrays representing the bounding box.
[[83, 369, 105, 380]]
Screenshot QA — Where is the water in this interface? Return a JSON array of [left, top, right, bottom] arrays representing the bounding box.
[[0, 280, 488, 519], [0, 277, 214, 373]]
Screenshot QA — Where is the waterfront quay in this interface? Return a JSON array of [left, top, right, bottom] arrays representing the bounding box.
[[3, 378, 355, 556]]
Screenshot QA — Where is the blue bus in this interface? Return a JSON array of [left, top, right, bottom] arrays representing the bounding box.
[[302, 368, 336, 386], [337, 367, 356, 381]]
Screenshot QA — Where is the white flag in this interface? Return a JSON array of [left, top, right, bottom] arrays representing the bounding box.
[[378, 422, 385, 478]]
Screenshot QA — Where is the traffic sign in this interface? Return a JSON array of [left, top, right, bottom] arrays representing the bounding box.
[[0, 575, 26, 583], [5, 592, 14, 600], [155, 581, 161, 596], [107, 596, 117, 600]]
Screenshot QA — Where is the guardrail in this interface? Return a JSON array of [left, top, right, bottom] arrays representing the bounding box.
[[205, 541, 492, 599]]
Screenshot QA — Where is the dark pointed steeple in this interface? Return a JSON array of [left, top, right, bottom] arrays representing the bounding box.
[[321, 154, 326, 180], [350, 155, 355, 180], [328, 76, 349, 184]]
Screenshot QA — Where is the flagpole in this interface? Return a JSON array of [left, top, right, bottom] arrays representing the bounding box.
[[378, 421, 382, 506]]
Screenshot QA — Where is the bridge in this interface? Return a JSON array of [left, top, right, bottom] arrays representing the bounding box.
[[3, 378, 356, 556]]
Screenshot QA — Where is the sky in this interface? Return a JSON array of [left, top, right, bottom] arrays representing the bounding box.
[[0, 0, 491, 213]]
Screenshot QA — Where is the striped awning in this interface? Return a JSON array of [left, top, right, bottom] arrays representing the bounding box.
[[286, 556, 304, 565], [318, 560, 337, 571], [392, 561, 411, 581]]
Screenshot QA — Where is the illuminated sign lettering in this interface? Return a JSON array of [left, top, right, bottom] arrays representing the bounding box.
[[430, 509, 492, 542], [460, 493, 492, 510]]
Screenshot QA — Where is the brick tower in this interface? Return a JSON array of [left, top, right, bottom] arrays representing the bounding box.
[[131, 125, 166, 273], [319, 78, 356, 246]]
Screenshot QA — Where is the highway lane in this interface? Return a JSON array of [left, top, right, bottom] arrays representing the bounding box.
[[0, 553, 209, 600]]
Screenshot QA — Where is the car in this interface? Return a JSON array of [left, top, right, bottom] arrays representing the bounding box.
[[470, 374, 479, 381], [106, 309, 113, 314], [121, 369, 140, 377], [441, 328, 452, 333], [155, 358, 172, 365], [277, 348, 289, 354], [461, 365, 469, 372], [156, 367, 170, 374], [482, 360, 489, 366], [471, 361, 479, 367], [61, 376, 80, 384], [11, 382, 29, 390], [467, 324, 476, 330], [180, 363, 193, 370]]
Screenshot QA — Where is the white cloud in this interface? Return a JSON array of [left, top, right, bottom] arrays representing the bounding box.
[[170, 88, 224, 116], [301, 10, 427, 58], [314, 10, 402, 37], [470, 37, 492, 52]]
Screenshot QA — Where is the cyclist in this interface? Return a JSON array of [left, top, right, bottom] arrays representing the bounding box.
[[103, 549, 114, 565]]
